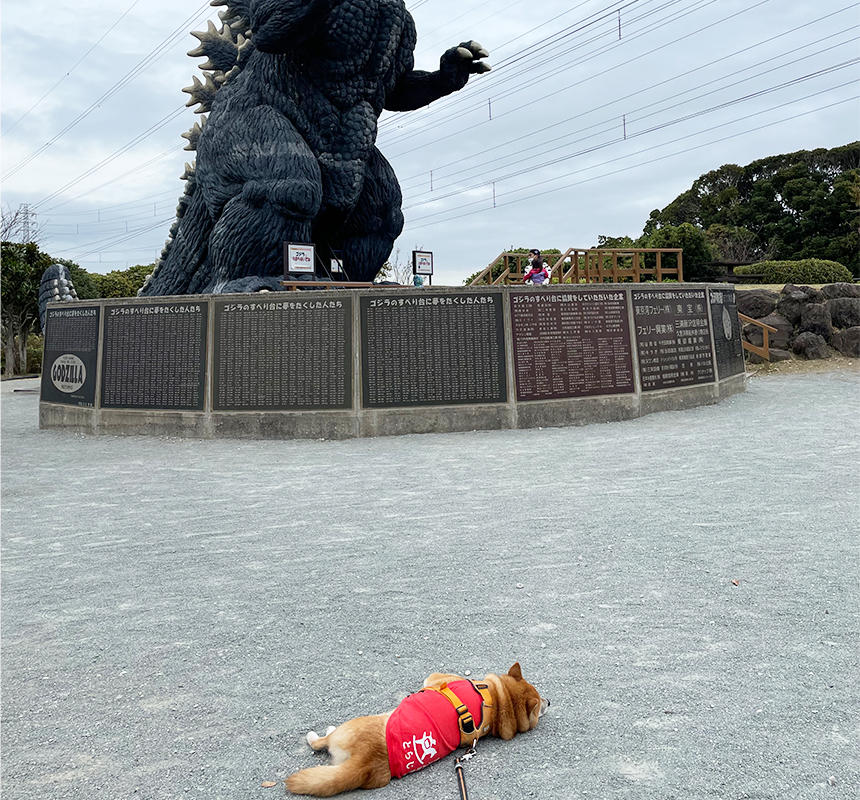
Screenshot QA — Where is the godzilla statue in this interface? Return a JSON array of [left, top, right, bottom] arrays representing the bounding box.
[[137, 0, 490, 295], [40, 0, 489, 323]]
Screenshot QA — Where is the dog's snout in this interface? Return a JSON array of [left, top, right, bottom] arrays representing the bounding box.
[[539, 697, 550, 716]]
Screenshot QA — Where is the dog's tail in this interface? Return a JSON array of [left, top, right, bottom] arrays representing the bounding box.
[[286, 763, 366, 797]]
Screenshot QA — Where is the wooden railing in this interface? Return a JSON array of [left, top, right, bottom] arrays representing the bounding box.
[[738, 312, 778, 361], [468, 248, 684, 286]]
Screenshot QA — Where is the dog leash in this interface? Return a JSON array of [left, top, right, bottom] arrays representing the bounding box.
[[454, 740, 477, 800]]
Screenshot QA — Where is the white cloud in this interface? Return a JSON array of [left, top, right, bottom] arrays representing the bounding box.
[[2, 0, 857, 281]]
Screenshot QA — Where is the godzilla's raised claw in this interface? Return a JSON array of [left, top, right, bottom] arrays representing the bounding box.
[[458, 40, 491, 72], [442, 39, 491, 83]]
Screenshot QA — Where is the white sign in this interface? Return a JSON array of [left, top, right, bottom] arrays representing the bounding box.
[[286, 243, 315, 274], [413, 250, 433, 275], [330, 257, 344, 274], [51, 354, 86, 393]]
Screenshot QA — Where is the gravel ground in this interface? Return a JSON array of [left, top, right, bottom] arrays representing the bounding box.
[[2, 373, 858, 800]]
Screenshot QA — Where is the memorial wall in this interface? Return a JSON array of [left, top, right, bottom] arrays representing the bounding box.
[[40, 284, 746, 439]]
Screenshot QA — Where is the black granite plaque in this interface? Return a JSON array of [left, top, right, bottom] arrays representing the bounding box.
[[101, 301, 207, 410], [213, 296, 352, 411], [632, 288, 715, 391], [360, 292, 506, 408], [40, 305, 100, 407], [708, 288, 745, 380], [510, 289, 634, 401]]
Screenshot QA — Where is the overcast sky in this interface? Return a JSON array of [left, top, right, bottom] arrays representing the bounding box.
[[2, 0, 858, 285]]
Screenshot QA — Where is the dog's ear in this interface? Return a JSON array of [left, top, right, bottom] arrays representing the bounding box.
[[508, 662, 523, 681]]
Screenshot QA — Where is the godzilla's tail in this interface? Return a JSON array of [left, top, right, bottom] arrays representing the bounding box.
[[138, 179, 214, 297], [38, 264, 79, 331]]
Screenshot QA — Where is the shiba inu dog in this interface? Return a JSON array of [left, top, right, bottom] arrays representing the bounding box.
[[286, 662, 548, 796]]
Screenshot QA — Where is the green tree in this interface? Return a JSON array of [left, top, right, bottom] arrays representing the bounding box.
[[638, 223, 716, 281], [94, 269, 137, 298], [1, 242, 52, 376], [60, 259, 100, 300], [125, 263, 154, 293], [646, 142, 860, 275], [596, 234, 635, 249], [704, 224, 768, 263]]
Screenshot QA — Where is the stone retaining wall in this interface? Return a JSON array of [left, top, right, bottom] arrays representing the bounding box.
[[738, 282, 860, 362], [39, 284, 746, 440]]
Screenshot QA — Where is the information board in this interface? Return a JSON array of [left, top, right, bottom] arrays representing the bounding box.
[[213, 296, 352, 410], [40, 305, 100, 407], [101, 301, 207, 410], [708, 288, 745, 380], [360, 292, 506, 408], [632, 288, 714, 391], [510, 289, 634, 401]]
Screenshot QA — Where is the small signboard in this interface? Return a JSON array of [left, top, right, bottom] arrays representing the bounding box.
[[412, 250, 434, 275], [285, 242, 315, 274], [40, 305, 101, 408], [330, 251, 345, 275]]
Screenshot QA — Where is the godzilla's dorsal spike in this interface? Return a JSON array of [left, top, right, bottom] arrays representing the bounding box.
[[181, 73, 218, 113], [182, 74, 204, 106], [221, 65, 241, 86], [181, 121, 203, 151], [236, 34, 254, 68], [213, 0, 250, 32], [188, 19, 240, 73]]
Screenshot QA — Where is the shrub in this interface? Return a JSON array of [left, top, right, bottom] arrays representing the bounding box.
[[27, 334, 43, 374], [734, 259, 853, 284]]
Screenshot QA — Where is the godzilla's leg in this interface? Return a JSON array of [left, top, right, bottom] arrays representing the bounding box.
[[188, 105, 323, 294], [319, 148, 404, 283]]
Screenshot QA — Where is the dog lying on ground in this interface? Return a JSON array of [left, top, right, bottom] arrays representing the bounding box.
[[286, 662, 548, 796]]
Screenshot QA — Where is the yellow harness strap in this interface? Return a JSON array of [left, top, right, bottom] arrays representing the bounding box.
[[419, 681, 494, 742]]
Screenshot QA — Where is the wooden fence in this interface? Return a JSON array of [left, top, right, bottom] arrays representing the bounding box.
[[468, 248, 684, 286]]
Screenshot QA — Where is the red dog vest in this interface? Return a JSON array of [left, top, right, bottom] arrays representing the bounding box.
[[386, 680, 484, 778]]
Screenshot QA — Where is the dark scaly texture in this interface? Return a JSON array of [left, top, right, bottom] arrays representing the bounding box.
[[138, 0, 490, 295]]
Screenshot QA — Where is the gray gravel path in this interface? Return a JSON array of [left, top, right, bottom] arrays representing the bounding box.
[[2, 373, 858, 800]]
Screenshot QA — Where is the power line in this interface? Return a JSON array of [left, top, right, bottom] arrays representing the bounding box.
[[381, 0, 646, 133], [403, 87, 859, 230], [31, 105, 189, 210], [398, 32, 858, 197], [67, 216, 175, 261], [404, 67, 859, 213], [380, 0, 766, 152], [41, 2, 841, 230], [41, 146, 185, 213], [2, 1, 212, 180], [2, 0, 143, 135]]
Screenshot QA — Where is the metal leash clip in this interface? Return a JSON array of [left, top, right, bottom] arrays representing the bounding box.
[[458, 744, 477, 763], [454, 741, 478, 800]]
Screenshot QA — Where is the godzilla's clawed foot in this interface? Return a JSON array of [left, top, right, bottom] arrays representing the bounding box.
[[446, 40, 491, 75], [211, 276, 285, 294]]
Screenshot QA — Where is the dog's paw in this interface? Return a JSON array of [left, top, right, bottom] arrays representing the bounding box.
[[325, 725, 336, 736], [306, 730, 320, 746]]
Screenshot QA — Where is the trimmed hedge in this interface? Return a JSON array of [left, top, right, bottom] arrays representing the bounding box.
[[734, 259, 853, 284]]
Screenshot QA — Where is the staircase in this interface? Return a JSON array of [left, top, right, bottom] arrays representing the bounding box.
[[468, 247, 685, 286]]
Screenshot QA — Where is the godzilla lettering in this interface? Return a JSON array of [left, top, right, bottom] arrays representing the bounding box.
[[139, 0, 490, 295]]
